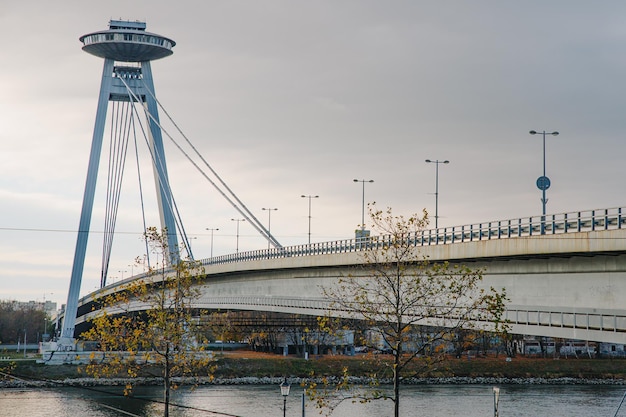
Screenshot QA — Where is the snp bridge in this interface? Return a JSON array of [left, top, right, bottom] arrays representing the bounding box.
[[75, 207, 626, 345]]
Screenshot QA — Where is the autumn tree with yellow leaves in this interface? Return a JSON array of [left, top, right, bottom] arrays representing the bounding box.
[[308, 205, 508, 417], [81, 227, 213, 417]]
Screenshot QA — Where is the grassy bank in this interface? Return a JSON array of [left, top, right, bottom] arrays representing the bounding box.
[[212, 354, 626, 380], [6, 352, 626, 384]]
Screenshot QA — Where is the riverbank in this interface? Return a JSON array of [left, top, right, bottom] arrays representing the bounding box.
[[3, 375, 626, 390], [3, 350, 626, 388]]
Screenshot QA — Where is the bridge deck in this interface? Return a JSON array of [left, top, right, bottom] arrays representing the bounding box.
[[71, 206, 626, 345]]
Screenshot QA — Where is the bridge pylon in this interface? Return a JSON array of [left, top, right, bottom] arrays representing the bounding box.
[[58, 20, 179, 348]]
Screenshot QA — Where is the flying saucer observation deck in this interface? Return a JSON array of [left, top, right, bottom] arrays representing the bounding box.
[[79, 20, 175, 62]]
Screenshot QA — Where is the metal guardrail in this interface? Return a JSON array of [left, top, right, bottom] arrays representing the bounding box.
[[506, 308, 626, 334], [198, 207, 626, 267], [200, 297, 626, 335]]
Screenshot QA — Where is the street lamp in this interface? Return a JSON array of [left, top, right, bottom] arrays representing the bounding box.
[[231, 218, 245, 253], [353, 179, 374, 232], [205, 227, 219, 258], [42, 295, 49, 341], [43, 292, 53, 339], [425, 159, 449, 229], [301, 194, 319, 244], [118, 270, 127, 280], [262, 208, 278, 250], [493, 386, 500, 417], [280, 377, 291, 417], [529, 130, 559, 234]]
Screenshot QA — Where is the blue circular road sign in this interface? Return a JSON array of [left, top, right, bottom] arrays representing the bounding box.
[[536, 176, 551, 191]]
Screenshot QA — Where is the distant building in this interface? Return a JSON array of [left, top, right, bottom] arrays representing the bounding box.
[[6, 300, 58, 314]]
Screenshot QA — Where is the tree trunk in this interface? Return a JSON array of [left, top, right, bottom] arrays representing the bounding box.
[[164, 354, 170, 417], [393, 345, 401, 417], [393, 364, 400, 417]]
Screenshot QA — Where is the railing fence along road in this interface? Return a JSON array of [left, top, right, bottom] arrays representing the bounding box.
[[199, 207, 626, 266]]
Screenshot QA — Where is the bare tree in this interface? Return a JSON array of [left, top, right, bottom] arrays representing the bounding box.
[[81, 227, 214, 417], [309, 205, 508, 417], [0, 301, 48, 344]]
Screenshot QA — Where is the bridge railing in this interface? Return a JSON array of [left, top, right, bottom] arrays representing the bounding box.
[[198, 207, 626, 267], [505, 306, 626, 335], [199, 296, 626, 337]]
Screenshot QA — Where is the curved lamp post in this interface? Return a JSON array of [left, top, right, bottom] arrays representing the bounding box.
[[529, 130, 559, 234], [280, 377, 291, 417], [425, 159, 449, 229], [205, 227, 219, 258], [301, 195, 319, 244], [262, 208, 278, 249], [353, 179, 374, 231], [230, 218, 245, 253]]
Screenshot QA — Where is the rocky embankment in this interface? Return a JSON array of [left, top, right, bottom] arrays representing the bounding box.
[[2, 375, 625, 389], [4, 353, 626, 389]]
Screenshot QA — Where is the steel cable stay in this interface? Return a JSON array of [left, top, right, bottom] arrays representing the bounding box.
[[115, 76, 271, 250], [110, 101, 132, 279], [100, 103, 120, 287], [100, 104, 116, 287], [136, 76, 282, 249], [130, 103, 152, 270], [115, 76, 195, 263], [120, 82, 197, 261], [111, 101, 133, 283], [98, 73, 187, 286], [100, 100, 133, 287], [113, 72, 284, 277], [100, 103, 117, 286], [134, 100, 195, 260], [129, 75, 276, 248]]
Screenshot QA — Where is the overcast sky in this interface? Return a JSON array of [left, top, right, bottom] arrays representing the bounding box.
[[2, 1, 625, 308]]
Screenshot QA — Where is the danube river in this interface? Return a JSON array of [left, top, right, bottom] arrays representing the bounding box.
[[1, 384, 625, 416]]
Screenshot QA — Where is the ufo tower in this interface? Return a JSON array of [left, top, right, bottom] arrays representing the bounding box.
[[59, 20, 179, 346]]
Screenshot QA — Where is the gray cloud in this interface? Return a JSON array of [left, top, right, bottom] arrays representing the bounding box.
[[1, 1, 625, 306]]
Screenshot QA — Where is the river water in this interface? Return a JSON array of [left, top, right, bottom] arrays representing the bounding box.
[[1, 384, 625, 417]]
